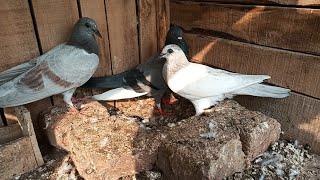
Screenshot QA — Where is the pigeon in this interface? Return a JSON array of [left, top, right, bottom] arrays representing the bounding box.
[[160, 44, 290, 116], [83, 24, 188, 115], [0, 17, 101, 112]]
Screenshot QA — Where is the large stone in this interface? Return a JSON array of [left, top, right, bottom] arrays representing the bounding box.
[[156, 115, 246, 180], [41, 101, 162, 180]]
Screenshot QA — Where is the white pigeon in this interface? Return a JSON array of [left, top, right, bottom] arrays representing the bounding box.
[[0, 17, 101, 112], [160, 44, 290, 115]]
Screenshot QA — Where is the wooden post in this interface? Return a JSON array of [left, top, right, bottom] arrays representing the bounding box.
[[14, 106, 44, 166]]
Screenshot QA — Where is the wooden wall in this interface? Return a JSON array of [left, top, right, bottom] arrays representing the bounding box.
[[170, 0, 320, 153], [0, 0, 169, 141]]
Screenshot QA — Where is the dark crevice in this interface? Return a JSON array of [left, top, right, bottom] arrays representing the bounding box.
[[28, 0, 43, 55], [184, 29, 320, 57], [172, 0, 320, 10], [103, 0, 116, 107], [0, 108, 7, 126], [77, 0, 82, 18], [135, 0, 142, 64], [103, 0, 114, 76]]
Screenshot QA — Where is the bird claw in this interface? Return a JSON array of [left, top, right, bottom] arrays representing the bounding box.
[[162, 96, 178, 104]]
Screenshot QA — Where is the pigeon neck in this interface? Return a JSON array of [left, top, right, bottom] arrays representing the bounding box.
[[163, 54, 189, 81], [67, 30, 99, 56]]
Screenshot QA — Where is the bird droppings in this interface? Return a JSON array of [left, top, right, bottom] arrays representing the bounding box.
[[226, 140, 319, 180]]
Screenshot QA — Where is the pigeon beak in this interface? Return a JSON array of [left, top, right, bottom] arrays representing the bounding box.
[[94, 29, 102, 38], [159, 53, 166, 57]]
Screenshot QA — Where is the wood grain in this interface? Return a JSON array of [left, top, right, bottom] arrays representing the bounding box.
[[105, 0, 140, 74], [139, 0, 158, 62], [171, 1, 320, 55], [0, 123, 23, 144], [235, 93, 320, 154], [15, 106, 44, 166], [79, 0, 112, 76], [157, 0, 170, 50], [174, 0, 320, 6], [31, 0, 79, 52], [0, 0, 39, 72], [185, 33, 320, 98], [0, 137, 38, 179]]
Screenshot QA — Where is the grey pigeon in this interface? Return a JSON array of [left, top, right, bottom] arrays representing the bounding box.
[[160, 44, 290, 116], [0, 17, 101, 111], [83, 24, 188, 115]]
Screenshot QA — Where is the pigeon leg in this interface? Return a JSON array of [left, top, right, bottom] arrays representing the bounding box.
[[62, 89, 80, 113], [162, 96, 178, 104]]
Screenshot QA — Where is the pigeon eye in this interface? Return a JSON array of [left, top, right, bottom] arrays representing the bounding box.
[[85, 23, 91, 28], [167, 49, 173, 54]]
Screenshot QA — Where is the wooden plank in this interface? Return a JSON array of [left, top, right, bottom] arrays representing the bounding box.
[[31, 0, 79, 106], [157, 0, 170, 50], [171, 1, 320, 55], [139, 0, 158, 62], [234, 93, 320, 154], [0, 0, 39, 72], [105, 0, 140, 74], [31, 0, 79, 52], [79, 0, 112, 76], [0, 137, 38, 179], [4, 107, 19, 125], [184, 33, 320, 98], [0, 123, 23, 144], [174, 0, 320, 7], [14, 106, 44, 166]]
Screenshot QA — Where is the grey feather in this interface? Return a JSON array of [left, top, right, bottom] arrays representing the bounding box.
[[0, 17, 101, 108], [85, 25, 189, 111]]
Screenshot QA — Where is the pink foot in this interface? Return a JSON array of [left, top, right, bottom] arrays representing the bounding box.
[[162, 96, 178, 105]]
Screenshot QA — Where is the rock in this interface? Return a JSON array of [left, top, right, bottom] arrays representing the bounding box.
[[156, 116, 246, 180], [41, 99, 281, 179], [203, 101, 281, 163], [41, 101, 161, 180]]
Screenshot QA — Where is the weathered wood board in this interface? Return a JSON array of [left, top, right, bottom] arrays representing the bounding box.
[[174, 0, 320, 6], [138, 0, 158, 62], [157, 0, 170, 50], [31, 0, 79, 53], [0, 0, 39, 72], [184, 33, 320, 99], [105, 0, 140, 74], [171, 1, 320, 55], [79, 0, 112, 76], [235, 93, 320, 154], [0, 123, 22, 144], [0, 137, 38, 179]]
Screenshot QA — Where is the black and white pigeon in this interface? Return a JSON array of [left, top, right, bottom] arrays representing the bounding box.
[[0, 17, 101, 112], [83, 24, 188, 115], [160, 44, 290, 116]]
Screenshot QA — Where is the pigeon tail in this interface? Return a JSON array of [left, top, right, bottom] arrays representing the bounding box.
[[92, 87, 148, 101], [234, 84, 290, 98], [83, 72, 126, 88]]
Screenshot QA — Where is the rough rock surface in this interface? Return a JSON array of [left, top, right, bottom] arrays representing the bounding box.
[[41, 101, 162, 180], [156, 116, 246, 180], [41, 99, 281, 179]]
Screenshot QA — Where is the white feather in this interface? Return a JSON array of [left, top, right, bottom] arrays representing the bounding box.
[[92, 87, 148, 101]]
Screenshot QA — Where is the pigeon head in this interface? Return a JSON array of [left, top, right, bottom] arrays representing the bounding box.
[[160, 44, 187, 62], [74, 17, 102, 38], [67, 17, 102, 55], [165, 24, 189, 55]]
